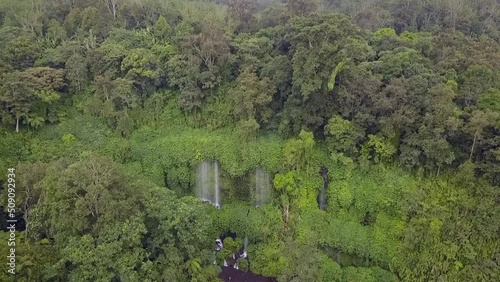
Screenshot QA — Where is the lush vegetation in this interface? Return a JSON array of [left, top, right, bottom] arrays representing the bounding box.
[[0, 0, 499, 281]]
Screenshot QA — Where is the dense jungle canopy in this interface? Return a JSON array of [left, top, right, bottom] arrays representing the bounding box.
[[0, 0, 499, 281]]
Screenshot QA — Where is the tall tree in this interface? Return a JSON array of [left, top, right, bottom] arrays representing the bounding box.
[[227, 0, 258, 32], [65, 53, 88, 91], [287, 0, 320, 17], [231, 70, 274, 128], [0, 72, 36, 132], [185, 19, 230, 82], [100, 0, 118, 19], [152, 15, 171, 42]]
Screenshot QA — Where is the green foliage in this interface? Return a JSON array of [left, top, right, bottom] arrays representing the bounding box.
[[320, 257, 342, 282], [121, 48, 165, 94], [327, 61, 346, 92], [374, 28, 397, 40], [274, 171, 300, 198], [61, 133, 76, 144], [231, 70, 274, 129], [288, 13, 362, 97], [65, 53, 88, 92], [283, 130, 315, 172], [128, 123, 283, 192], [478, 88, 500, 112], [1, 1, 499, 281], [227, 0, 257, 32], [394, 178, 500, 281], [287, 0, 320, 17], [458, 64, 497, 107], [372, 47, 431, 82], [7, 154, 215, 281], [14, 66, 66, 127], [152, 15, 171, 42], [250, 242, 287, 278], [361, 135, 397, 164], [4, 34, 41, 69], [325, 115, 363, 156]]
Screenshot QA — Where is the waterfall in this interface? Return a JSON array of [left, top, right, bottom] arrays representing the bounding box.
[[255, 167, 271, 207], [196, 160, 222, 209], [318, 166, 328, 210], [240, 236, 248, 259], [215, 238, 223, 251], [214, 161, 220, 208], [318, 189, 326, 210], [196, 161, 210, 202]]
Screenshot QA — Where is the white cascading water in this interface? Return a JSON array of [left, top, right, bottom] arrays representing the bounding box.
[[196, 160, 221, 209], [255, 167, 271, 207], [214, 161, 220, 207]]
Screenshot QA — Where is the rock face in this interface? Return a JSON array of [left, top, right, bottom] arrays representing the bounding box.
[[219, 267, 276, 282]]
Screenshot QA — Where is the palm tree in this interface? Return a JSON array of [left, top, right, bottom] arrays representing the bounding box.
[[184, 257, 202, 277]]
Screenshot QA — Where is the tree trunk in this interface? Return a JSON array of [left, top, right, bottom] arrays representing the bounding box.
[[15, 116, 19, 133], [283, 204, 289, 227], [23, 213, 29, 239], [469, 132, 478, 160], [111, 0, 117, 19], [102, 0, 118, 19]]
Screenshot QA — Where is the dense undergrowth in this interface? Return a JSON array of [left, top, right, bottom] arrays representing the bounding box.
[[0, 0, 499, 281]]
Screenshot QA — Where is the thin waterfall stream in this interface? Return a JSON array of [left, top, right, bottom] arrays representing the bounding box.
[[254, 167, 271, 207], [196, 160, 221, 209]]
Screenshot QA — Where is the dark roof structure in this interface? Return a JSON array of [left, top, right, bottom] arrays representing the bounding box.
[[219, 267, 276, 282]]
